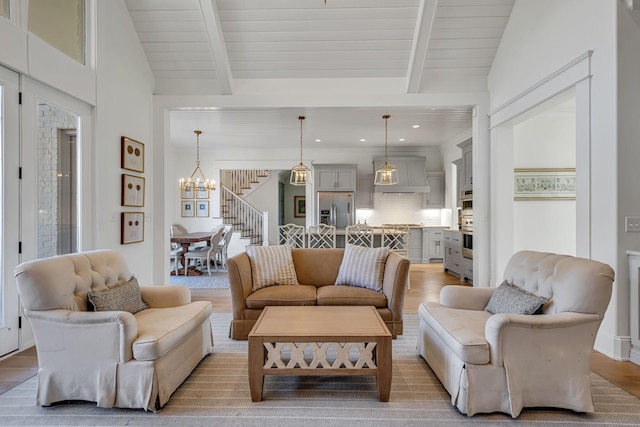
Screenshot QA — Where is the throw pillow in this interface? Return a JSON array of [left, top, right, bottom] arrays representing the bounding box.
[[484, 280, 548, 315], [335, 244, 390, 292], [87, 276, 149, 314], [246, 245, 299, 291]]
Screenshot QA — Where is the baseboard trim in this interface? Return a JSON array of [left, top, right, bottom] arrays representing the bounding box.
[[594, 330, 632, 361]]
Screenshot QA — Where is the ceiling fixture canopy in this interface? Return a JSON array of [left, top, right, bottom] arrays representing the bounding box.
[[290, 116, 313, 186], [179, 130, 216, 191], [374, 115, 399, 186]]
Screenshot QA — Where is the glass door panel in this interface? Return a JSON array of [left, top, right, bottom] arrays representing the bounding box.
[[0, 65, 20, 357]]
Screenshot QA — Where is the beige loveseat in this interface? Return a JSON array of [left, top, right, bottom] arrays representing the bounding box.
[[417, 250, 614, 418], [227, 247, 410, 340], [14, 249, 214, 411]]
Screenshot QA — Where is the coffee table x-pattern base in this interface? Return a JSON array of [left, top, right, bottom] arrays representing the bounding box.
[[248, 306, 392, 402]]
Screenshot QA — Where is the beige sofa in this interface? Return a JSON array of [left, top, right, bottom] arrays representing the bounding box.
[[14, 249, 214, 411], [417, 250, 614, 417], [227, 247, 410, 340]]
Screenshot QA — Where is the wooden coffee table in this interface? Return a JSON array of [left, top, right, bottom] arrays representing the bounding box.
[[247, 306, 392, 402]]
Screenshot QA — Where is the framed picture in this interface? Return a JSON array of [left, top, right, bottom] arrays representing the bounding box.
[[181, 187, 195, 199], [196, 201, 210, 217], [121, 136, 145, 173], [514, 168, 576, 201], [196, 186, 210, 199], [121, 212, 144, 244], [294, 196, 306, 218], [181, 201, 195, 217], [121, 174, 145, 207]]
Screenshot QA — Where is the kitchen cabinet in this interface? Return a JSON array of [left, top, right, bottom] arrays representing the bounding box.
[[422, 227, 444, 262], [408, 228, 423, 264], [463, 256, 473, 284], [453, 158, 462, 208], [356, 174, 374, 208], [443, 230, 463, 279], [424, 172, 444, 209], [457, 139, 472, 191], [315, 164, 356, 191]]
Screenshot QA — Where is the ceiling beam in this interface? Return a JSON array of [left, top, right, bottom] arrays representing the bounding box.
[[405, 0, 438, 94], [199, 0, 234, 95]]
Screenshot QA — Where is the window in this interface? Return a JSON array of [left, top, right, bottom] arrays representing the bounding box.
[[28, 0, 85, 64]]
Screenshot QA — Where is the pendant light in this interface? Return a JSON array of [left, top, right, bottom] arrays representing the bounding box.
[[179, 130, 216, 191], [290, 116, 312, 186], [374, 114, 399, 186]]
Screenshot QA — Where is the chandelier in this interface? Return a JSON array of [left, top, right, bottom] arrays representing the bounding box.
[[374, 115, 399, 186], [290, 116, 313, 186], [179, 130, 216, 191]]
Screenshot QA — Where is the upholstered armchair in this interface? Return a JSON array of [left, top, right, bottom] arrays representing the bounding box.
[[14, 250, 214, 411], [417, 250, 614, 417]]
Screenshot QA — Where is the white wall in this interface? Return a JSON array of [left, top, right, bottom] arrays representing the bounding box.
[[94, 1, 155, 284], [488, 0, 622, 357]]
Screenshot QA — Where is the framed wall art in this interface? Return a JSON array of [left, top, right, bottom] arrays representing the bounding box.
[[121, 174, 145, 207], [181, 201, 195, 217], [294, 196, 306, 218], [181, 187, 195, 199], [196, 185, 210, 199], [513, 168, 576, 201], [121, 136, 145, 173], [121, 212, 144, 244], [196, 201, 210, 218]]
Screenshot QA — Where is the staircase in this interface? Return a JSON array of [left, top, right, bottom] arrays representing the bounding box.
[[220, 170, 269, 245]]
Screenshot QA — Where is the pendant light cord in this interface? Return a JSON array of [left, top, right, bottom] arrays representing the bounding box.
[[299, 116, 305, 163]]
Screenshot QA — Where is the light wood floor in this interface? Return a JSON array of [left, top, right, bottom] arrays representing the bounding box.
[[2, 263, 640, 400]]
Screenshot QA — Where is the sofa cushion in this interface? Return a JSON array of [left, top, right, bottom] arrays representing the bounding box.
[[132, 300, 212, 361], [418, 301, 491, 365], [246, 285, 317, 309], [316, 285, 387, 308], [87, 276, 149, 314], [247, 245, 299, 291], [335, 244, 389, 292], [484, 280, 548, 315]]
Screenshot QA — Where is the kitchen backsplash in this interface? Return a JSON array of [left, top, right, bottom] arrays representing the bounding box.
[[355, 193, 450, 226]]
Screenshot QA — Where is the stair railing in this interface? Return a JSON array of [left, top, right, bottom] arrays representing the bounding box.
[[220, 184, 268, 246]]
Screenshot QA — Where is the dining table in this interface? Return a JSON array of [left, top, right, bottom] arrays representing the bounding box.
[[170, 231, 214, 276]]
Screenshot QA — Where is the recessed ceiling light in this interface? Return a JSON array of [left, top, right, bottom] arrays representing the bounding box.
[[315, 139, 321, 142], [412, 125, 420, 128], [360, 138, 366, 142], [399, 138, 405, 142]]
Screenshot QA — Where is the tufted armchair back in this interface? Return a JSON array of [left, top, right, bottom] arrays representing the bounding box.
[[15, 250, 131, 312], [503, 250, 614, 316]]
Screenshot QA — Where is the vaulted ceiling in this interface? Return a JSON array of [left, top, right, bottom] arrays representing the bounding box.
[[124, 0, 514, 151]]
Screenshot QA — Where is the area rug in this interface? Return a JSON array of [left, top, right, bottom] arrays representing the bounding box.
[[169, 271, 229, 289], [1, 314, 640, 426]]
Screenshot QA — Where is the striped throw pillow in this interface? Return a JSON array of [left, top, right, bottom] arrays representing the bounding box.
[[247, 245, 299, 291], [335, 244, 390, 292]]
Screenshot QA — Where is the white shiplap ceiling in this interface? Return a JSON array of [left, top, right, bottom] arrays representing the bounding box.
[[124, 0, 514, 151]]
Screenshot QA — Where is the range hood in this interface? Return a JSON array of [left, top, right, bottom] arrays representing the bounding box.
[[373, 156, 431, 193]]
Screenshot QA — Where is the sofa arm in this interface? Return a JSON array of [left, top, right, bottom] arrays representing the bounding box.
[[140, 285, 191, 308], [485, 311, 603, 368], [26, 309, 138, 364], [227, 252, 255, 319], [440, 286, 495, 310], [381, 252, 410, 321]]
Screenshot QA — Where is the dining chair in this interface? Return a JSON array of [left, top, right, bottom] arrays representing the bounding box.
[[345, 223, 374, 247], [184, 228, 224, 275], [278, 223, 306, 248], [307, 224, 336, 248], [214, 226, 234, 270], [169, 245, 182, 275]]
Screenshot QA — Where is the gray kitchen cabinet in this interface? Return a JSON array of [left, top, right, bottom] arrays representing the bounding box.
[[457, 139, 473, 191], [424, 172, 444, 209], [315, 164, 356, 191], [422, 227, 444, 262], [463, 256, 473, 284], [453, 158, 462, 208], [355, 174, 374, 208], [408, 228, 423, 264], [443, 229, 463, 279]]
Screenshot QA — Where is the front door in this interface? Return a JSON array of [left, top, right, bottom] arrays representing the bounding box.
[[0, 65, 20, 357]]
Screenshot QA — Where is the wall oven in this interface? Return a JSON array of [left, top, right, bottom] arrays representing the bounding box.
[[461, 190, 473, 215], [461, 214, 473, 259]]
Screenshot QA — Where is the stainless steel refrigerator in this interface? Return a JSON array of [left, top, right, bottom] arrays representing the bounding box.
[[317, 192, 354, 229]]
